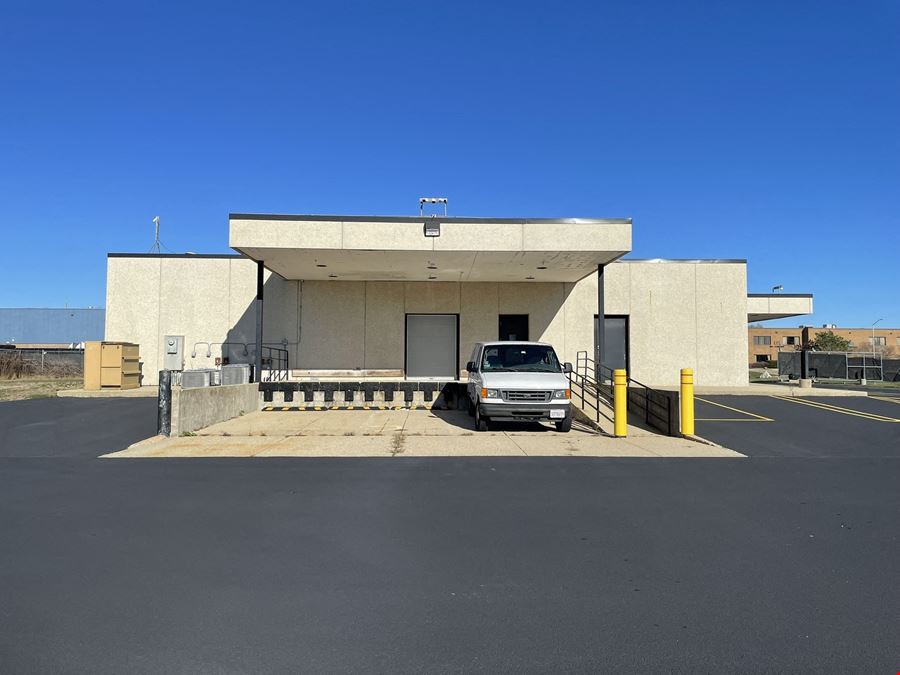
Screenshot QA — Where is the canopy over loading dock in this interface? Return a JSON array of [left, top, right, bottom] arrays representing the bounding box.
[[747, 293, 815, 322], [229, 214, 632, 283], [230, 213, 633, 379]]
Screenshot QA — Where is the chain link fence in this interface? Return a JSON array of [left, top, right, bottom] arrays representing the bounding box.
[[0, 348, 84, 378]]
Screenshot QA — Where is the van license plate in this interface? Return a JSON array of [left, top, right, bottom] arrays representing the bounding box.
[[550, 409, 565, 419]]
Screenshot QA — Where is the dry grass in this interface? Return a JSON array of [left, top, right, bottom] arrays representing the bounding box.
[[0, 378, 82, 402], [0, 351, 82, 379]]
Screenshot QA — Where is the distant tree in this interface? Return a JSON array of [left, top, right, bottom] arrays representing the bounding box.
[[808, 330, 851, 352]]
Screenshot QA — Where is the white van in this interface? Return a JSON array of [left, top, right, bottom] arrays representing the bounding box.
[[465, 341, 573, 432]]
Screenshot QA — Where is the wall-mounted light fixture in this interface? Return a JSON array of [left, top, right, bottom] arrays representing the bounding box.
[[424, 219, 441, 237]]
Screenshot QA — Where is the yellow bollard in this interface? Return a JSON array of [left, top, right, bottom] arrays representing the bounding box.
[[680, 368, 695, 436], [614, 369, 627, 437]]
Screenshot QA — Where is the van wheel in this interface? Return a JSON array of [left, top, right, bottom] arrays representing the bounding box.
[[555, 417, 572, 433], [467, 397, 476, 417], [475, 405, 490, 432]]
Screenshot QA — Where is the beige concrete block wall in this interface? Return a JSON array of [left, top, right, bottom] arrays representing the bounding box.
[[105, 257, 162, 382], [296, 281, 365, 370], [364, 282, 405, 369], [561, 262, 747, 387], [294, 281, 568, 377], [106, 256, 749, 388], [105, 256, 298, 385]]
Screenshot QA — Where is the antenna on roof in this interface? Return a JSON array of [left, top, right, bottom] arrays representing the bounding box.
[[150, 216, 162, 253], [149, 216, 176, 254], [419, 197, 448, 217]]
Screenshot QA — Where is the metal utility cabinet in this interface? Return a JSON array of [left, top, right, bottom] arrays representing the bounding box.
[[84, 341, 141, 390]]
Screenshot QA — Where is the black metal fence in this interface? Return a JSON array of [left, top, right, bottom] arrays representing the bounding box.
[[778, 351, 900, 381], [626, 382, 679, 437]]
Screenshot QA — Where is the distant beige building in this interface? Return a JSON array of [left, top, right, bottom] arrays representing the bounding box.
[[748, 326, 804, 363], [748, 325, 899, 363], [105, 212, 815, 388]]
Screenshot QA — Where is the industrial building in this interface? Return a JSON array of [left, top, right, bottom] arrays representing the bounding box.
[[104, 212, 815, 387], [749, 324, 899, 363], [0, 307, 105, 347]]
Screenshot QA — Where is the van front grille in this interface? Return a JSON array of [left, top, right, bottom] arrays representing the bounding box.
[[502, 390, 551, 402]]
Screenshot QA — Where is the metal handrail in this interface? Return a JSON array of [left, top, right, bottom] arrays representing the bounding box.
[[261, 346, 289, 382], [569, 351, 613, 424], [574, 350, 677, 436]]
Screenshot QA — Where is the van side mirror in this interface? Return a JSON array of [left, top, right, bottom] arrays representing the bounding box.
[[466, 361, 476, 372], [563, 362, 573, 374]]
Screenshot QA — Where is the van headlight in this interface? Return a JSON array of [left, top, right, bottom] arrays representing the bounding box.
[[553, 389, 571, 399], [481, 388, 500, 399]]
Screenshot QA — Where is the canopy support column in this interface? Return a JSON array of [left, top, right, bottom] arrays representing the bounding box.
[[255, 261, 264, 382]]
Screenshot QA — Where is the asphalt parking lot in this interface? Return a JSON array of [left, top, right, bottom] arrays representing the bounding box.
[[1, 395, 898, 673], [695, 394, 900, 458], [0, 396, 157, 458]]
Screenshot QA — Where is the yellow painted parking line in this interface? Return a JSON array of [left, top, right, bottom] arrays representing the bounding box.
[[870, 395, 900, 405], [771, 395, 900, 423], [695, 418, 770, 422], [695, 397, 774, 422]]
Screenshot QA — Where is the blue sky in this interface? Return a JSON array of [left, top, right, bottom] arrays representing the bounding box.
[[1, 1, 897, 327]]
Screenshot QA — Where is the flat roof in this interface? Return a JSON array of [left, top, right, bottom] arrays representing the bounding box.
[[619, 258, 747, 264], [229, 213, 632, 225], [107, 253, 242, 259], [748, 293, 814, 298]]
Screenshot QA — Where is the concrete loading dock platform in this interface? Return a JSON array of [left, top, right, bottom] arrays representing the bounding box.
[[105, 407, 743, 459]]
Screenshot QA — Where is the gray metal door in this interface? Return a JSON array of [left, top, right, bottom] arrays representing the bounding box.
[[406, 314, 458, 378], [594, 315, 629, 373]]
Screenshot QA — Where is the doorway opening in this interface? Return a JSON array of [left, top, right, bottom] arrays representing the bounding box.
[[499, 314, 529, 341]]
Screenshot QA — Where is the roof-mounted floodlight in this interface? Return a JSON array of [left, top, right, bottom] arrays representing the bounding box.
[[419, 197, 448, 217], [772, 285, 783, 293]]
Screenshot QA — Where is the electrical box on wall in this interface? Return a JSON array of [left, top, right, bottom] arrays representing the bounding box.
[[163, 335, 185, 371]]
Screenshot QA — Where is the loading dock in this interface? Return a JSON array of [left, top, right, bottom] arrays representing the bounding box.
[[104, 212, 815, 390]]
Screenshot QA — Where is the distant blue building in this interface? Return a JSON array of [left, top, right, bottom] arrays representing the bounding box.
[[0, 308, 105, 345]]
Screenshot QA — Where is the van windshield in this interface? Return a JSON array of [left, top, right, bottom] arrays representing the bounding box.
[[480, 344, 561, 373]]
